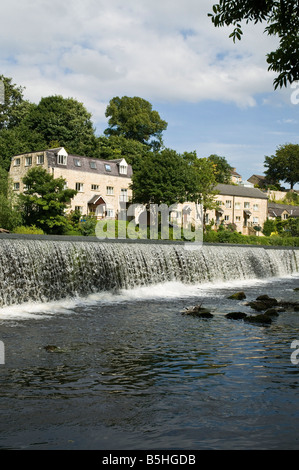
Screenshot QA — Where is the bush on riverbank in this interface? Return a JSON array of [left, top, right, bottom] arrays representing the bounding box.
[[203, 230, 299, 247]]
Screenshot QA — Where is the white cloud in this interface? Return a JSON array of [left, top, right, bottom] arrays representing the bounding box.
[[0, 0, 281, 126]]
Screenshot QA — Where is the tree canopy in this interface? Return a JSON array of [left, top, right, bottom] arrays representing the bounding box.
[[24, 95, 98, 157], [209, 0, 299, 89], [264, 143, 299, 189], [104, 96, 168, 150]]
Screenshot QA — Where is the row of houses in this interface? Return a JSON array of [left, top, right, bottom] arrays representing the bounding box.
[[9, 148, 298, 236]]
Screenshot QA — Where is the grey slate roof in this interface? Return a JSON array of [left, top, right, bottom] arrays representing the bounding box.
[[215, 184, 268, 200], [46, 149, 133, 178]]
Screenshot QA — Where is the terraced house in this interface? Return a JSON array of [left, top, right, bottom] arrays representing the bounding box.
[[206, 183, 269, 235], [9, 147, 133, 219]]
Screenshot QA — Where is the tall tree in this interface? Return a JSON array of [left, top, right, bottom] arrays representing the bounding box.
[[187, 157, 218, 231], [0, 168, 22, 230], [104, 96, 168, 150], [0, 75, 33, 129], [264, 143, 299, 189], [209, 0, 299, 89], [19, 166, 77, 234], [207, 154, 233, 184], [24, 95, 98, 157], [131, 148, 190, 206]]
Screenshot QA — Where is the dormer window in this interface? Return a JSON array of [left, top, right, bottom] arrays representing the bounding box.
[[105, 164, 111, 172], [57, 154, 67, 165], [56, 147, 68, 165], [74, 158, 81, 167], [119, 165, 127, 175]]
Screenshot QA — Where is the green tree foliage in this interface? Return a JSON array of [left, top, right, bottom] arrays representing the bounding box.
[[104, 96, 168, 150], [96, 135, 151, 170], [264, 143, 299, 189], [19, 167, 77, 234], [262, 218, 276, 236], [24, 95, 98, 156], [209, 0, 299, 89], [207, 154, 233, 184], [131, 149, 190, 206], [187, 157, 218, 230], [0, 75, 33, 129], [0, 168, 22, 230]]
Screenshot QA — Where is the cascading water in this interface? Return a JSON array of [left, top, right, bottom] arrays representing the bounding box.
[[0, 239, 298, 307]]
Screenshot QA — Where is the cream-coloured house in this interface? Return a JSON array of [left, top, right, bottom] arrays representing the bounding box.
[[207, 184, 269, 235], [9, 147, 133, 219]]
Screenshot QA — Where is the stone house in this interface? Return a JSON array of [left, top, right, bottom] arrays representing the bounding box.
[[9, 147, 133, 219]]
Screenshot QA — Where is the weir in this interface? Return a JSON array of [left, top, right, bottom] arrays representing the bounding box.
[[0, 237, 298, 307]]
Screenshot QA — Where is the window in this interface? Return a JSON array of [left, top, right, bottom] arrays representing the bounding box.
[[57, 154, 67, 165], [120, 188, 128, 202], [14, 158, 20, 167], [224, 215, 230, 221], [107, 209, 114, 218], [283, 213, 288, 220], [75, 183, 84, 192], [90, 161, 97, 169], [25, 157, 32, 166], [13, 182, 20, 191], [236, 216, 241, 222], [75, 206, 83, 213], [253, 217, 259, 224], [105, 164, 111, 172], [74, 158, 81, 167], [235, 202, 241, 210], [244, 202, 250, 209], [37, 155, 44, 165], [119, 165, 127, 175], [91, 184, 99, 191], [107, 186, 114, 195], [225, 200, 232, 209], [253, 204, 259, 211]]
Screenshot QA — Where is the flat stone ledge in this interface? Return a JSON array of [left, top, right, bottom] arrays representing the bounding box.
[[0, 233, 298, 249]]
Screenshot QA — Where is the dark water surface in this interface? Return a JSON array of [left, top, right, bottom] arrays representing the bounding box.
[[0, 276, 298, 450]]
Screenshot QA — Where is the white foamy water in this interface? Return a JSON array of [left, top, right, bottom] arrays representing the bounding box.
[[1, 274, 298, 321]]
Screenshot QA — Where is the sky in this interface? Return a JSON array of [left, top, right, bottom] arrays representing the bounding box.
[[1, 0, 299, 185]]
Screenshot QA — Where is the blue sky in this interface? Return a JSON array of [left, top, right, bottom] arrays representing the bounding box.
[[1, 0, 298, 186]]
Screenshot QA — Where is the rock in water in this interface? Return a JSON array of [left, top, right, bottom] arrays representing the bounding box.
[[228, 292, 246, 300]]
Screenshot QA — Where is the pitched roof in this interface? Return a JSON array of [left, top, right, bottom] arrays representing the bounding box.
[[46, 150, 132, 178], [215, 184, 268, 200]]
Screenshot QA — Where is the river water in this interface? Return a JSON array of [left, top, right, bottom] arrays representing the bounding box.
[[0, 274, 298, 450]]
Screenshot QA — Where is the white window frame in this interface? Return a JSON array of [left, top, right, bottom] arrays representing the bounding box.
[[13, 182, 20, 191], [224, 215, 230, 221], [119, 165, 127, 175], [36, 154, 44, 165], [253, 204, 259, 211], [75, 182, 84, 192], [25, 157, 32, 167], [244, 202, 250, 209], [107, 186, 114, 195], [235, 202, 241, 210], [107, 209, 114, 218], [14, 158, 20, 167], [91, 184, 99, 191], [225, 200, 232, 209], [57, 154, 67, 165]]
